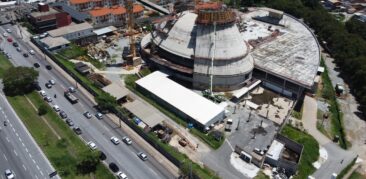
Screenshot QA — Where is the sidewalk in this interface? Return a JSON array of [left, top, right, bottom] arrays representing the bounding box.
[[19, 26, 180, 177]]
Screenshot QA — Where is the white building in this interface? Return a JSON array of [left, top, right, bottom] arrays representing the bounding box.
[[136, 71, 225, 129], [47, 22, 96, 45]]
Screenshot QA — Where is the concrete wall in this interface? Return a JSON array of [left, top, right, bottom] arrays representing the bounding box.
[[193, 72, 252, 92]]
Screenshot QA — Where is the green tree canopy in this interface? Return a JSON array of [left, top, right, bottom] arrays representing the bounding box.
[[95, 92, 117, 111], [3, 66, 39, 96], [76, 150, 100, 174]]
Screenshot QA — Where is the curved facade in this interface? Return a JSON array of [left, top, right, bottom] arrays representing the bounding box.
[[140, 3, 254, 91]]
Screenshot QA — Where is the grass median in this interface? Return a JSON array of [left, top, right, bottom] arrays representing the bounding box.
[[281, 125, 319, 179], [7, 91, 114, 179], [0, 54, 13, 78]]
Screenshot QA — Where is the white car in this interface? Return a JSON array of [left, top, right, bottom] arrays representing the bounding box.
[[122, 136, 132, 145], [4, 169, 14, 179], [110, 136, 120, 145], [29, 49, 35, 55], [39, 90, 46, 97], [3, 32, 8, 37], [53, 105, 60, 112], [117, 171, 128, 179], [6, 29, 11, 33], [49, 79, 55, 85], [87, 141, 97, 150]]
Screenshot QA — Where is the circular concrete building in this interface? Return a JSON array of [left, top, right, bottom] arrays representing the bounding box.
[[140, 2, 254, 91]]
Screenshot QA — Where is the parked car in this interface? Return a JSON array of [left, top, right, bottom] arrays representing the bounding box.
[[117, 171, 128, 179], [73, 127, 82, 135], [49, 79, 55, 85], [59, 111, 67, 119], [39, 90, 46, 97], [16, 47, 21, 52], [95, 112, 103, 119], [6, 28, 11, 33], [137, 152, 147, 161], [110, 136, 120, 145], [45, 83, 52, 89], [44, 96, 52, 102], [33, 82, 41, 91], [109, 162, 119, 173], [87, 141, 97, 150], [53, 105, 60, 112], [68, 86, 76, 93], [66, 118, 74, 126], [12, 42, 18, 47], [33, 63, 40, 68], [23, 53, 29, 57], [46, 65, 52, 70], [29, 49, 35, 55], [7, 37, 12, 42], [122, 136, 132, 145], [2, 32, 8, 37], [83, 111, 92, 119]]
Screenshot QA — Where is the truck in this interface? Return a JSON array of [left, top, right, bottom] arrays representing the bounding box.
[[64, 91, 78, 104]]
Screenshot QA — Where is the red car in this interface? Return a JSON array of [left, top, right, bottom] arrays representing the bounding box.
[[7, 37, 12, 42]]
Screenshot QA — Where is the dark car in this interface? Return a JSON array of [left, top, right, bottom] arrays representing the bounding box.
[[46, 65, 52, 70], [99, 151, 107, 160], [109, 162, 119, 173], [33, 63, 40, 68], [23, 53, 29, 57], [66, 118, 74, 126], [59, 111, 67, 119], [45, 83, 52, 89], [12, 42, 18, 47], [33, 82, 41, 91], [73, 127, 82, 135]]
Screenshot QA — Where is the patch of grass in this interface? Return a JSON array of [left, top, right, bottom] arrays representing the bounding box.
[[7, 92, 114, 179], [59, 44, 87, 59], [319, 59, 347, 149], [53, 54, 102, 96], [124, 74, 224, 149], [349, 172, 365, 179], [291, 109, 302, 120], [0, 54, 12, 78], [281, 125, 319, 179], [337, 157, 357, 179], [255, 171, 270, 179]]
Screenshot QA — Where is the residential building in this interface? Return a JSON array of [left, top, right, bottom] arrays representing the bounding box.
[[88, 4, 143, 27], [47, 22, 97, 45], [40, 36, 70, 51], [29, 3, 72, 33], [69, 0, 124, 11]]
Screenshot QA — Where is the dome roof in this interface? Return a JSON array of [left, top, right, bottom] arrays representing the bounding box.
[[152, 11, 250, 61]]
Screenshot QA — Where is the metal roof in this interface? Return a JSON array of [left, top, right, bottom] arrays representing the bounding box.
[[102, 83, 129, 100], [40, 36, 70, 49], [93, 26, 117, 36], [47, 22, 93, 37], [51, 2, 90, 22], [124, 100, 164, 128], [136, 71, 225, 126]]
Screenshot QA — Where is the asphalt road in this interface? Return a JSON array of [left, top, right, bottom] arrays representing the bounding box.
[[0, 90, 57, 179], [0, 24, 175, 179]]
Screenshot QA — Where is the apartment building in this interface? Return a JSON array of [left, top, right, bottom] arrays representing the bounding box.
[[69, 0, 124, 11]]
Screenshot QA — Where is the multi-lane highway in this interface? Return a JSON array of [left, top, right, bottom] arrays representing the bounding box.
[[0, 89, 57, 179], [0, 23, 176, 179]]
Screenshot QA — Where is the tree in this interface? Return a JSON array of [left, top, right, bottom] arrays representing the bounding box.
[[2, 67, 39, 96], [38, 104, 48, 116], [76, 150, 100, 174], [94, 92, 117, 111]]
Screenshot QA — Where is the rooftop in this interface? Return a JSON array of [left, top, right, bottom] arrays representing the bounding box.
[[30, 7, 59, 19], [51, 2, 90, 22], [136, 71, 225, 126], [102, 83, 129, 100], [266, 139, 284, 160], [93, 26, 117, 35], [88, 4, 144, 17], [241, 8, 320, 88], [124, 100, 165, 128], [47, 22, 93, 37], [40, 36, 70, 49]]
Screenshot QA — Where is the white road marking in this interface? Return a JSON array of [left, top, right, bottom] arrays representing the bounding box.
[[14, 150, 18, 156], [9, 123, 12, 127], [12, 127, 15, 132], [19, 137, 22, 142], [6, 137, 9, 142], [40, 171, 44, 176], [225, 138, 235, 152], [4, 114, 7, 118], [23, 164, 27, 171], [25, 148, 28, 153], [3, 154, 7, 161], [35, 175, 39, 179], [29, 153, 32, 158], [21, 142, 25, 147], [32, 159, 36, 163], [36, 165, 40, 170], [15, 132, 19, 137]]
